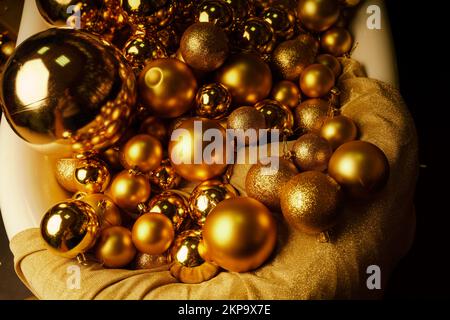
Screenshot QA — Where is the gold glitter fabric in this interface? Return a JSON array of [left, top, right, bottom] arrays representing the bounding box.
[[10, 58, 418, 299]]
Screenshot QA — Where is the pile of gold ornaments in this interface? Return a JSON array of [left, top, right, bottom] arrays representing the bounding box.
[[0, 0, 391, 285]]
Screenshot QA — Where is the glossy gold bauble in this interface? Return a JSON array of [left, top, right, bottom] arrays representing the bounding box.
[[123, 32, 167, 73], [134, 251, 172, 269], [109, 170, 151, 213], [245, 158, 299, 211], [216, 53, 272, 105], [262, 6, 296, 39], [300, 64, 335, 98], [131, 213, 175, 255], [139, 116, 169, 144], [0, 32, 14, 64], [320, 115, 358, 150], [291, 133, 332, 171], [101, 146, 122, 171], [203, 197, 277, 272], [120, 134, 163, 173], [196, 0, 234, 29], [328, 141, 390, 198], [272, 39, 316, 81], [147, 191, 189, 231], [55, 158, 110, 194], [138, 58, 197, 119], [255, 100, 294, 135], [321, 27, 353, 57], [234, 17, 276, 54], [77, 193, 122, 231], [271, 80, 302, 109], [294, 98, 330, 133], [169, 118, 229, 182], [121, 0, 176, 29], [189, 180, 239, 226], [0, 28, 136, 154], [95, 226, 136, 268], [149, 160, 182, 192], [297, 0, 340, 32], [224, 0, 253, 20], [40, 200, 99, 258], [170, 230, 220, 284], [316, 54, 342, 77], [280, 171, 343, 234], [195, 83, 232, 120], [180, 22, 229, 72]]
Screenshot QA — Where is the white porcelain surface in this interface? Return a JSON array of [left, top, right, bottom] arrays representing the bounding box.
[[0, 0, 397, 240]]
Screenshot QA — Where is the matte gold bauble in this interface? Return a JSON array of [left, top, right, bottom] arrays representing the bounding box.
[[294, 98, 330, 133], [131, 213, 175, 255], [95, 226, 136, 268], [227, 106, 267, 145], [196, 0, 234, 29], [271, 80, 302, 109], [216, 53, 272, 105], [300, 64, 335, 98], [195, 83, 232, 120], [148, 160, 182, 192], [320, 115, 358, 150], [123, 32, 167, 73], [320, 27, 353, 56], [272, 38, 316, 80], [139, 116, 169, 144], [189, 180, 239, 226], [297, 0, 340, 32], [138, 58, 197, 119], [134, 251, 172, 269], [245, 158, 299, 211], [169, 118, 229, 182], [109, 170, 151, 213], [170, 230, 220, 284], [262, 6, 296, 39], [55, 158, 111, 194], [234, 17, 276, 54], [40, 200, 99, 258], [203, 197, 277, 272], [255, 100, 294, 135], [0, 28, 136, 154], [317, 54, 342, 77], [121, 0, 176, 29], [328, 141, 390, 198], [147, 191, 189, 231], [280, 171, 343, 234], [120, 134, 163, 173], [291, 133, 332, 171], [77, 193, 122, 231], [180, 22, 230, 72], [297, 33, 320, 53]]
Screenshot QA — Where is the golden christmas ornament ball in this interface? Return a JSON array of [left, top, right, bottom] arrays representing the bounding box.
[[131, 213, 175, 255], [123, 32, 167, 73], [320, 27, 353, 57], [262, 6, 296, 39], [189, 180, 239, 226], [180, 22, 230, 72], [316, 54, 342, 77], [40, 200, 99, 258], [300, 64, 335, 98], [271, 80, 302, 109], [134, 251, 172, 270], [196, 0, 234, 29], [138, 58, 197, 118], [168, 118, 229, 182], [77, 193, 122, 231], [297, 0, 340, 32], [95, 226, 136, 268], [234, 17, 276, 54], [280, 171, 343, 234], [216, 53, 272, 105], [109, 170, 151, 213], [147, 191, 189, 232], [224, 0, 253, 20], [328, 141, 390, 198], [203, 197, 277, 272], [139, 116, 169, 144], [195, 83, 232, 120], [294, 98, 330, 133], [291, 133, 332, 171], [148, 160, 182, 192], [272, 38, 316, 80], [320, 115, 358, 150], [121, 0, 176, 29], [120, 134, 163, 173], [245, 158, 299, 211], [255, 100, 294, 135], [227, 106, 267, 135]]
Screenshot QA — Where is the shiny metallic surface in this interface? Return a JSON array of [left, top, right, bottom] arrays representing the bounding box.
[[234, 17, 276, 54], [121, 0, 176, 29], [196, 0, 234, 29], [123, 32, 167, 73], [147, 191, 189, 232], [255, 99, 294, 135], [195, 83, 231, 120]]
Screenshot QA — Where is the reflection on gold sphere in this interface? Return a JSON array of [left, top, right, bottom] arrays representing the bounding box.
[[328, 141, 390, 198], [291, 133, 332, 171], [134, 251, 172, 269], [262, 6, 296, 39], [320, 115, 358, 150], [320, 27, 353, 57], [255, 100, 294, 135], [120, 134, 163, 173], [196, 0, 234, 29], [234, 17, 276, 54], [339, 0, 361, 7], [271, 80, 302, 109], [294, 98, 330, 133], [272, 39, 316, 80], [131, 213, 174, 255], [203, 197, 277, 272], [297, 0, 340, 32], [195, 83, 232, 119], [109, 170, 151, 213], [121, 0, 176, 29], [95, 226, 136, 268], [78, 193, 122, 231], [148, 160, 182, 192], [147, 191, 189, 232], [316, 54, 342, 77], [299, 64, 335, 98], [123, 32, 167, 73]]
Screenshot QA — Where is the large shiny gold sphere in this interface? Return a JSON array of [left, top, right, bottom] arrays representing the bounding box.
[[168, 118, 228, 182], [245, 158, 299, 211], [189, 180, 239, 226], [320, 115, 358, 150], [297, 0, 340, 32], [195, 83, 232, 119], [95, 226, 136, 268], [55, 158, 111, 194], [272, 38, 316, 81], [234, 17, 276, 54], [196, 0, 234, 29], [280, 171, 343, 234], [147, 191, 189, 232], [123, 32, 167, 73], [300, 64, 335, 98], [180, 22, 230, 72], [120, 134, 163, 173], [291, 133, 332, 171], [131, 213, 175, 255], [216, 53, 272, 105], [0, 28, 136, 155], [328, 141, 390, 198], [294, 98, 330, 133], [109, 170, 151, 213], [320, 27, 353, 57], [138, 58, 197, 118], [40, 200, 99, 258], [271, 80, 302, 109], [316, 54, 342, 77], [255, 100, 294, 135], [148, 160, 182, 192], [203, 197, 277, 272], [78, 193, 122, 231]]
